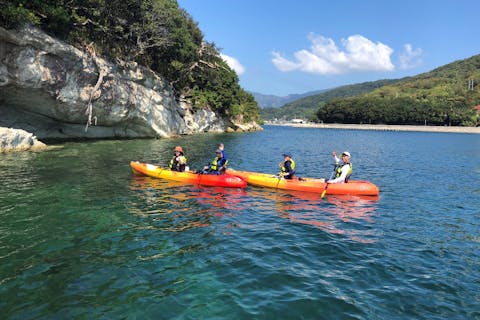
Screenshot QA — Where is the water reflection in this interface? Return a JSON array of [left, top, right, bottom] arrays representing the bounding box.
[[128, 175, 380, 242], [247, 188, 379, 243], [128, 176, 247, 232]]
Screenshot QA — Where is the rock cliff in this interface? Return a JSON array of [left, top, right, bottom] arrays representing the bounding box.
[[0, 26, 261, 146]]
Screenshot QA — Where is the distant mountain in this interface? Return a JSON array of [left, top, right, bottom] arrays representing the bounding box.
[[260, 78, 402, 120], [250, 90, 327, 108]]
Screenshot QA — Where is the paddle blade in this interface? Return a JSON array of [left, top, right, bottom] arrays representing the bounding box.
[[321, 189, 327, 198]]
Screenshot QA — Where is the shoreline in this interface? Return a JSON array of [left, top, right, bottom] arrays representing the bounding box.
[[264, 122, 480, 134]]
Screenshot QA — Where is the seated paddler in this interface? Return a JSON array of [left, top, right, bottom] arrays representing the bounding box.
[[202, 148, 229, 174], [278, 152, 295, 179], [326, 151, 352, 183], [169, 146, 187, 172]]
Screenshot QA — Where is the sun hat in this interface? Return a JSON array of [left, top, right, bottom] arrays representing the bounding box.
[[342, 151, 351, 157], [174, 146, 183, 152], [282, 152, 292, 158]]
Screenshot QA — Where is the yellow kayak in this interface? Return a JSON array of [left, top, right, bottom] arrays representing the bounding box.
[[226, 169, 379, 196]]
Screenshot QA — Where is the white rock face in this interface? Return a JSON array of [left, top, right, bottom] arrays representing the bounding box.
[[0, 26, 260, 142], [0, 127, 47, 152]]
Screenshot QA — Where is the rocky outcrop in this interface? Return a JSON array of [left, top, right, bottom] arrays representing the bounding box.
[[0, 26, 261, 145], [0, 127, 47, 152]]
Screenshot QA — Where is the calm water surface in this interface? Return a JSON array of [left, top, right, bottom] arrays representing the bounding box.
[[1, 126, 479, 319]]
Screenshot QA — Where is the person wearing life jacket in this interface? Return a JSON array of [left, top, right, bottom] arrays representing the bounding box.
[[327, 151, 352, 183], [203, 147, 228, 174], [279, 153, 295, 179], [169, 146, 187, 172], [218, 143, 226, 162]]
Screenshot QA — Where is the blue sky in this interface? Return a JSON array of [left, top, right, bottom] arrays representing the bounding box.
[[177, 0, 479, 96]]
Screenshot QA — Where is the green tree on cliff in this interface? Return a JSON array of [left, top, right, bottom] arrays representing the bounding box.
[[0, 0, 259, 122]]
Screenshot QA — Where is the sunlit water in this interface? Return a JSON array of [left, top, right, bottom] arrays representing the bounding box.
[[1, 125, 479, 319]]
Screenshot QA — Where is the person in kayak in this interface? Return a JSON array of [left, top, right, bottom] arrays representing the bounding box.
[[202, 147, 228, 174], [169, 146, 187, 172], [327, 151, 352, 183], [218, 143, 226, 161], [279, 153, 295, 179]]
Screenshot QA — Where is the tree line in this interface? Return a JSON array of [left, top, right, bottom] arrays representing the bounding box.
[[316, 95, 477, 126]]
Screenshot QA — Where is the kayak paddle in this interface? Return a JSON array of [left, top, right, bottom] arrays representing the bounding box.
[[321, 167, 336, 198]]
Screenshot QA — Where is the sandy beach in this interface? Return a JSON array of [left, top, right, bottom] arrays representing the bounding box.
[[265, 122, 480, 134]]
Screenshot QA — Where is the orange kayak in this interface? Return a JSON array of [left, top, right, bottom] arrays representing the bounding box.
[[226, 169, 379, 196], [131, 161, 247, 188]]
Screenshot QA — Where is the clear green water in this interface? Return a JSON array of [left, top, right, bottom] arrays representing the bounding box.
[[1, 126, 479, 319]]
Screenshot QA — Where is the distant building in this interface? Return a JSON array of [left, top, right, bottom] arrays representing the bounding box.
[[291, 119, 304, 124]]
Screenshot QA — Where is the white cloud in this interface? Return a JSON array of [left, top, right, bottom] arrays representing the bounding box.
[[220, 53, 245, 75], [399, 44, 423, 70], [272, 33, 395, 74]]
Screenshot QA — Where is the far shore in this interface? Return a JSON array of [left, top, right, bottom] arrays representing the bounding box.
[[264, 122, 480, 134]]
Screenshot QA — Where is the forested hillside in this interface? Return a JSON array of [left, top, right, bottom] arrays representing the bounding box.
[[1, 0, 259, 122], [260, 79, 401, 121], [317, 55, 480, 126]]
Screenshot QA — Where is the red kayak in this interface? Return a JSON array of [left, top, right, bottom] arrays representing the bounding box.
[[130, 161, 247, 188]]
